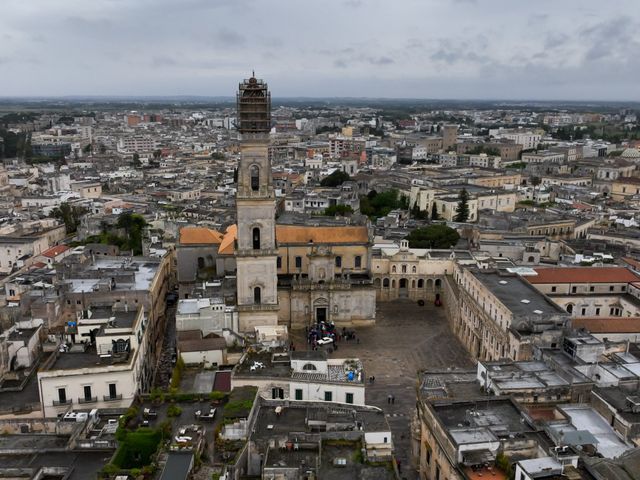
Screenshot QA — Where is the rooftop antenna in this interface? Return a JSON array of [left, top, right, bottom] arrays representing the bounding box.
[[252, 69, 255, 78]]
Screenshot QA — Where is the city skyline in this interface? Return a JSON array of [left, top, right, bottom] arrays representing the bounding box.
[[1, 0, 639, 101]]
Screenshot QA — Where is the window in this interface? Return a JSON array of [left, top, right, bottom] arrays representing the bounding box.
[[254, 287, 261, 305], [581, 308, 586, 315], [418, 279, 424, 288], [426, 449, 431, 465], [302, 363, 317, 371], [108, 383, 118, 399], [589, 286, 594, 292], [83, 385, 93, 401], [610, 285, 614, 292], [295, 256, 302, 269], [436, 465, 441, 480], [252, 227, 261, 250], [392, 265, 396, 273], [295, 389, 303, 401], [355, 256, 362, 268], [402, 265, 407, 273], [551, 286, 556, 293], [383, 278, 389, 287], [335, 256, 342, 268], [57, 388, 67, 404], [271, 387, 284, 399], [345, 392, 354, 404], [596, 308, 600, 315], [277, 256, 282, 269], [250, 165, 260, 191], [324, 391, 333, 401], [571, 286, 577, 293], [566, 304, 573, 314], [412, 266, 417, 273]]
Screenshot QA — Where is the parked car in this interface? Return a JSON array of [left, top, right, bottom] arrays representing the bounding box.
[[317, 337, 334, 345]]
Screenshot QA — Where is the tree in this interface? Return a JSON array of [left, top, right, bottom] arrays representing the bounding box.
[[320, 170, 351, 187], [454, 188, 470, 222], [324, 204, 353, 216], [51, 203, 87, 234], [153, 149, 162, 159], [405, 224, 460, 249], [431, 202, 439, 220], [82, 143, 92, 154], [116, 212, 147, 255], [411, 203, 429, 220], [132, 152, 141, 167]]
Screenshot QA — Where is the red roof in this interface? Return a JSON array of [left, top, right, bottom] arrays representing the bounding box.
[[213, 371, 231, 392], [527, 267, 640, 284], [41, 245, 70, 258], [572, 317, 640, 334]]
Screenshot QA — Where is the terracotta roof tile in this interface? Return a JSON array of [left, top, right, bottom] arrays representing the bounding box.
[[276, 225, 368, 244], [527, 267, 640, 284], [179, 227, 223, 245], [41, 245, 70, 258], [216, 224, 369, 255], [217, 225, 237, 255], [572, 317, 640, 333]]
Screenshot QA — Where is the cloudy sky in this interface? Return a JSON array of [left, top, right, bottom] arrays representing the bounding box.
[[1, 0, 639, 100]]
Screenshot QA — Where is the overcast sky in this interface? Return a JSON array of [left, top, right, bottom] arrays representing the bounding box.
[[1, 0, 639, 100]]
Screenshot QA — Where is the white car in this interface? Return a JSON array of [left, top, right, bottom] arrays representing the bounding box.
[[317, 337, 334, 345]]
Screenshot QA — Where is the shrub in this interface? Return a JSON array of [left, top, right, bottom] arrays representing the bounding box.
[[209, 391, 226, 402], [167, 404, 182, 417], [112, 428, 161, 469]]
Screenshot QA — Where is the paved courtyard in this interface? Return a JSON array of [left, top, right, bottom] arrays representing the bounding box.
[[292, 299, 474, 479]]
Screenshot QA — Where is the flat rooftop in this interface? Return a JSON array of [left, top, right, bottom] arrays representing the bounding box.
[[432, 398, 528, 437], [47, 347, 132, 371], [472, 271, 565, 318]]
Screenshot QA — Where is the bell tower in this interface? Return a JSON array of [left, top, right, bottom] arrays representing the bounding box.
[[235, 74, 279, 331]]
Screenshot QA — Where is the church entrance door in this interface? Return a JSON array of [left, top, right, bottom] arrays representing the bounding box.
[[399, 278, 408, 297], [316, 307, 327, 324]]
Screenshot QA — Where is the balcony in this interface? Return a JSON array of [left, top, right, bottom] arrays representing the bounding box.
[[103, 394, 123, 402], [78, 396, 98, 404], [53, 399, 72, 406], [237, 303, 280, 312], [236, 248, 278, 257]]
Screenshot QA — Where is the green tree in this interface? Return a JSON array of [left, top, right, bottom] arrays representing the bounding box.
[[51, 203, 87, 234], [116, 212, 147, 255], [320, 170, 351, 187], [431, 202, 439, 220], [454, 188, 470, 222], [82, 143, 92, 154], [324, 204, 353, 216], [132, 152, 141, 167], [405, 224, 460, 249], [411, 203, 429, 220]]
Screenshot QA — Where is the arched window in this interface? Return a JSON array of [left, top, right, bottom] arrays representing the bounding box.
[[250, 165, 260, 191], [252, 227, 261, 250], [391, 279, 396, 288], [435, 278, 442, 290], [566, 304, 573, 314], [418, 279, 424, 288], [335, 256, 342, 268], [402, 265, 407, 273], [355, 256, 362, 268], [383, 278, 389, 287], [412, 280, 416, 288], [374, 278, 381, 287], [392, 265, 397, 273], [412, 266, 417, 273], [527, 256, 535, 263], [254, 286, 261, 304], [302, 363, 317, 371]]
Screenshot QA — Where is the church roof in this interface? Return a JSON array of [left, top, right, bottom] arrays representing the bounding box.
[[179, 227, 223, 245], [218, 225, 237, 255], [215, 223, 369, 255], [276, 225, 369, 244]]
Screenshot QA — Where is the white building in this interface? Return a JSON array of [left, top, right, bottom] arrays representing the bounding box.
[[232, 350, 366, 406], [175, 298, 238, 336]]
